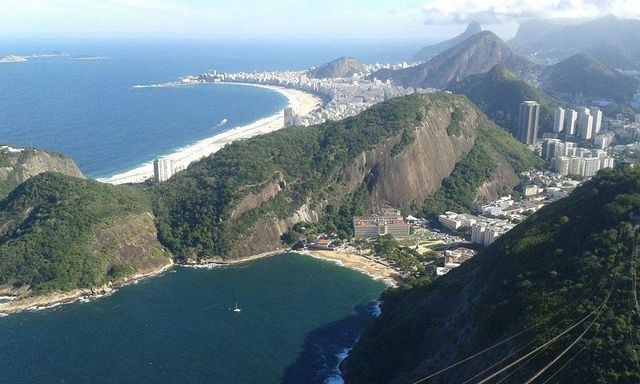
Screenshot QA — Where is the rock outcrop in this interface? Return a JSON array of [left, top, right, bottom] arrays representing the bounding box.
[[0, 146, 84, 198]]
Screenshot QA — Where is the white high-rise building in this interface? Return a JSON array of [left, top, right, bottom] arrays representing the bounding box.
[[591, 107, 603, 134], [518, 101, 540, 145], [554, 156, 571, 175], [284, 107, 294, 127], [471, 224, 486, 245], [153, 157, 174, 183], [578, 108, 594, 140], [553, 107, 565, 133], [564, 109, 578, 136], [582, 157, 601, 177]]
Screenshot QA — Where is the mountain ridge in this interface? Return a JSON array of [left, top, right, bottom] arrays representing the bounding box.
[[373, 31, 537, 89], [414, 21, 482, 61]]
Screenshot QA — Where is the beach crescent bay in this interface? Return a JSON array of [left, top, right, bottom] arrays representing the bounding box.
[[100, 84, 321, 185]]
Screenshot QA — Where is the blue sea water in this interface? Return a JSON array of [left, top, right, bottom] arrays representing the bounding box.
[[0, 254, 385, 384], [0, 39, 421, 178], [0, 39, 422, 382]]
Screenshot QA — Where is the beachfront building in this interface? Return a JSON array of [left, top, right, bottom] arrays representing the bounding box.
[[353, 210, 410, 238], [284, 107, 294, 127], [153, 157, 174, 182]]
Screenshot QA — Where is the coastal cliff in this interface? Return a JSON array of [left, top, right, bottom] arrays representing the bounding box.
[[0, 173, 171, 310], [0, 146, 84, 198], [0, 93, 540, 305], [153, 93, 541, 261]]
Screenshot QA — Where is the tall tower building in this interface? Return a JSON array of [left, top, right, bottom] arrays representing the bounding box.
[[553, 107, 565, 133], [578, 108, 594, 140], [153, 157, 174, 183], [283, 107, 294, 127], [564, 109, 578, 137], [517, 101, 540, 145], [591, 107, 603, 134]]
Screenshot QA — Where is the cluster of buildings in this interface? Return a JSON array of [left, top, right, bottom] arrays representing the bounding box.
[[437, 170, 581, 248], [541, 138, 615, 178], [516, 102, 606, 147], [353, 210, 410, 238], [438, 211, 516, 247], [519, 169, 581, 201], [437, 247, 478, 276], [198, 66, 432, 127], [553, 106, 603, 140]]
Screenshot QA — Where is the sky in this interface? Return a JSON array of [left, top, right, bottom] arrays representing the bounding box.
[[0, 0, 639, 40]]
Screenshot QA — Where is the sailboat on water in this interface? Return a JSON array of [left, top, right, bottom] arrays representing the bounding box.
[[233, 302, 241, 313]]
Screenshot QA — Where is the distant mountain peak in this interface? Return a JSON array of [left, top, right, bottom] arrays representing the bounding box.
[[307, 57, 365, 79], [383, 31, 536, 89], [414, 21, 483, 61], [465, 20, 482, 33]]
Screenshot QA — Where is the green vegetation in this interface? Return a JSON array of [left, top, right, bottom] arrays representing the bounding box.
[[0, 173, 155, 294], [0, 149, 38, 198], [343, 167, 640, 383], [446, 108, 464, 136], [153, 92, 540, 261], [371, 235, 430, 273], [449, 65, 559, 134], [420, 122, 543, 217], [542, 54, 640, 102], [153, 94, 446, 260], [0, 147, 83, 199]]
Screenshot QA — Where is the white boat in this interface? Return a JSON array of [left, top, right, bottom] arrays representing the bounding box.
[[233, 302, 241, 313]]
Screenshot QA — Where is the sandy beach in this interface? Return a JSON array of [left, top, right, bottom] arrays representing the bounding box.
[[0, 258, 175, 315], [304, 250, 403, 287], [182, 248, 402, 287], [100, 83, 321, 185]]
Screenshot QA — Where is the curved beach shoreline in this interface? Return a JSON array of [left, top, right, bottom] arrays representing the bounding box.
[[100, 84, 321, 185]]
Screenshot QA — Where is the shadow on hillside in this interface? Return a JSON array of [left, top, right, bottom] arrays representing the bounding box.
[[281, 303, 378, 384]]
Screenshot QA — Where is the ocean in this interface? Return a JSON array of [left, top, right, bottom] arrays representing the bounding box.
[[0, 254, 386, 384], [0, 39, 420, 382], [0, 39, 423, 179]]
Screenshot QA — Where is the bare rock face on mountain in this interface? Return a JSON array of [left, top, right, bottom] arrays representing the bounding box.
[[414, 21, 482, 61], [154, 93, 541, 260], [307, 57, 366, 79], [0, 146, 84, 198], [374, 31, 537, 89]]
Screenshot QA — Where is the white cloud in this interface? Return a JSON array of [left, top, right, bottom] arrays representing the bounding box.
[[421, 0, 640, 24]]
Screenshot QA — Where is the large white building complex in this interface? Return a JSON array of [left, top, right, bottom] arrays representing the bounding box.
[[541, 138, 614, 178], [553, 106, 602, 140]]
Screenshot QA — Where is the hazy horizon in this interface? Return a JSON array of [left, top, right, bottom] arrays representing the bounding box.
[[1, 0, 638, 42]]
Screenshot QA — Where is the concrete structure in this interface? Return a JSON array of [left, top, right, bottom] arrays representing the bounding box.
[[578, 108, 594, 140], [553, 107, 565, 133], [554, 156, 571, 176], [153, 157, 174, 183], [582, 157, 601, 177], [283, 107, 294, 127], [353, 212, 409, 238], [594, 134, 612, 150], [541, 138, 562, 161], [564, 109, 578, 137], [438, 212, 462, 230], [517, 101, 540, 145], [592, 107, 603, 134]]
